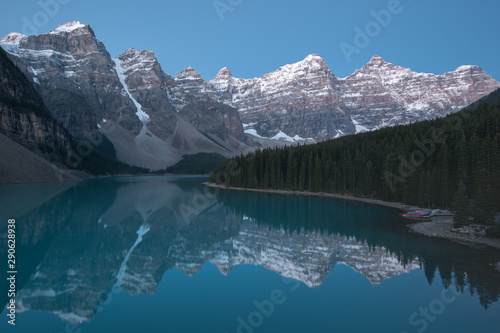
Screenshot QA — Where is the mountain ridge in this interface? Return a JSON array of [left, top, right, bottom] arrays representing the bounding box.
[[1, 21, 499, 173], [170, 50, 499, 140]]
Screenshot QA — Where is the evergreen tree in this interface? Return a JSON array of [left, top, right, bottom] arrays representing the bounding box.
[[471, 186, 496, 224], [452, 181, 469, 227]]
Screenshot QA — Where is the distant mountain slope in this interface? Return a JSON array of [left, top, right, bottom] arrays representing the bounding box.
[[0, 133, 79, 184]]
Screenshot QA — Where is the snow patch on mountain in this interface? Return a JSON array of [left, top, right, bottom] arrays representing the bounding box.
[[244, 127, 313, 143], [50, 21, 86, 34], [272, 131, 306, 143], [271, 131, 295, 142], [351, 118, 369, 133], [244, 128, 264, 138], [113, 57, 150, 125]]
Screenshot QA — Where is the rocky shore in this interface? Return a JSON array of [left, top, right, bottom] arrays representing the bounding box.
[[409, 216, 500, 250]]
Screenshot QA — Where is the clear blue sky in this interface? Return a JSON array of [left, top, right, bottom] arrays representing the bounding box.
[[1, 0, 499, 81]]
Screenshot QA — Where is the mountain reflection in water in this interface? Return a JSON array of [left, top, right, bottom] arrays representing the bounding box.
[[0, 176, 499, 327]]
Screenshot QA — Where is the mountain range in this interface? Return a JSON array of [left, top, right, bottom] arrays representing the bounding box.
[[1, 20, 499, 174]]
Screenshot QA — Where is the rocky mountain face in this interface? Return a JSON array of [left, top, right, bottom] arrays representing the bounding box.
[[175, 54, 354, 141], [1, 22, 140, 141], [175, 55, 500, 141], [0, 46, 72, 166], [341, 55, 500, 130], [0, 21, 250, 171], [210, 55, 355, 141]]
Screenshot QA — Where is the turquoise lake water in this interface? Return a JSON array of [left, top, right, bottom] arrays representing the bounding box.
[[0, 176, 499, 333]]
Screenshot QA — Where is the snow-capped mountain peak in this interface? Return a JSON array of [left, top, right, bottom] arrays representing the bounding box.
[[50, 21, 88, 35], [368, 54, 386, 64], [175, 66, 204, 81], [213, 67, 233, 80], [455, 64, 481, 72], [0, 32, 27, 45], [270, 53, 331, 78], [120, 47, 155, 59], [173, 67, 207, 98], [117, 48, 158, 73], [302, 53, 328, 66]]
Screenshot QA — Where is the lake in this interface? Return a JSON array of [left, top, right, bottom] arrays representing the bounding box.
[[1, 176, 499, 333]]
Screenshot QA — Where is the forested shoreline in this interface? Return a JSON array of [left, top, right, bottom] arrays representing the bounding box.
[[211, 89, 500, 226]]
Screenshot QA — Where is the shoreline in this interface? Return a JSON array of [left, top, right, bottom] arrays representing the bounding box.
[[203, 182, 423, 211], [204, 182, 500, 250], [1, 172, 210, 186], [409, 218, 500, 250]]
